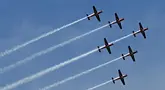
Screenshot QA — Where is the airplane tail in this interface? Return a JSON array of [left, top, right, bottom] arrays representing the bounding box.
[[132, 31, 136, 37], [108, 21, 112, 28], [112, 77, 115, 84], [122, 54, 125, 60], [86, 14, 90, 20], [97, 46, 101, 52]]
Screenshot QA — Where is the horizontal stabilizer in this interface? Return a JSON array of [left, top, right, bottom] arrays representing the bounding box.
[[122, 54, 125, 60], [86, 14, 90, 20], [112, 77, 115, 84], [132, 31, 136, 37], [97, 46, 101, 52], [108, 21, 112, 28]]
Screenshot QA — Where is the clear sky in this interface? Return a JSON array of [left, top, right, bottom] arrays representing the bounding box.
[[0, 0, 165, 90]]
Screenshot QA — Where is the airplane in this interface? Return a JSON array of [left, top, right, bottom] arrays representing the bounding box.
[[86, 6, 103, 22], [132, 22, 148, 39], [97, 38, 114, 54], [108, 13, 124, 29], [112, 69, 127, 85], [121, 46, 138, 62]]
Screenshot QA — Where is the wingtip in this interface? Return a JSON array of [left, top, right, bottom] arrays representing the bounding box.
[[86, 14, 88, 16], [128, 46, 131, 48], [139, 22, 142, 25]]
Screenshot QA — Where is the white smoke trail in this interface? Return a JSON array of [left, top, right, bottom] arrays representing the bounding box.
[[1, 49, 98, 90], [1, 33, 132, 90], [87, 79, 112, 90], [111, 33, 133, 44], [40, 57, 122, 90], [0, 17, 87, 57], [0, 24, 109, 74]]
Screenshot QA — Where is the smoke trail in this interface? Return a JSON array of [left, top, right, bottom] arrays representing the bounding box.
[[0, 24, 109, 74], [1, 33, 132, 90], [1, 49, 98, 90], [0, 17, 87, 57], [40, 57, 122, 90], [87, 79, 112, 90], [111, 33, 133, 44]]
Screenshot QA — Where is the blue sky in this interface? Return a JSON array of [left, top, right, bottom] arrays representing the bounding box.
[[0, 0, 165, 90]]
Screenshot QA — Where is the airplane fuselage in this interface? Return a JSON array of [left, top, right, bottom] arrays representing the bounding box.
[[89, 10, 103, 17], [124, 51, 137, 57], [134, 28, 148, 34], [101, 43, 113, 49], [140, 27, 148, 32], [130, 51, 137, 56], [122, 50, 137, 61], [97, 10, 103, 15], [117, 18, 124, 24], [114, 74, 127, 81], [111, 18, 124, 24]]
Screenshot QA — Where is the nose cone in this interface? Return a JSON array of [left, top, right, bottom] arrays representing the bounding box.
[[135, 50, 138, 53], [120, 18, 124, 21]]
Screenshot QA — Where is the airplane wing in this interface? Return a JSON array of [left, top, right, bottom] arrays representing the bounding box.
[[115, 13, 122, 29], [115, 13, 119, 20], [118, 70, 125, 85], [93, 6, 97, 14], [139, 23, 147, 38], [106, 46, 111, 54], [139, 22, 143, 30], [118, 69, 123, 77], [93, 6, 101, 21], [141, 30, 146, 39], [120, 78, 126, 85], [95, 14, 101, 22], [104, 38, 109, 46], [128, 46, 136, 62], [117, 22, 122, 29], [104, 38, 111, 54], [130, 54, 136, 62], [128, 46, 133, 53]]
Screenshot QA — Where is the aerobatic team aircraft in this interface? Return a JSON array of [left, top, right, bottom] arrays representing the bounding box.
[[133, 22, 148, 39], [86, 6, 103, 22], [108, 13, 124, 29], [121, 46, 138, 62], [97, 38, 114, 54], [112, 69, 127, 85]]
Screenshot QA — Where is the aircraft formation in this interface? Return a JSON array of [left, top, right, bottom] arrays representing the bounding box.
[[87, 6, 149, 86], [0, 5, 150, 90]]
